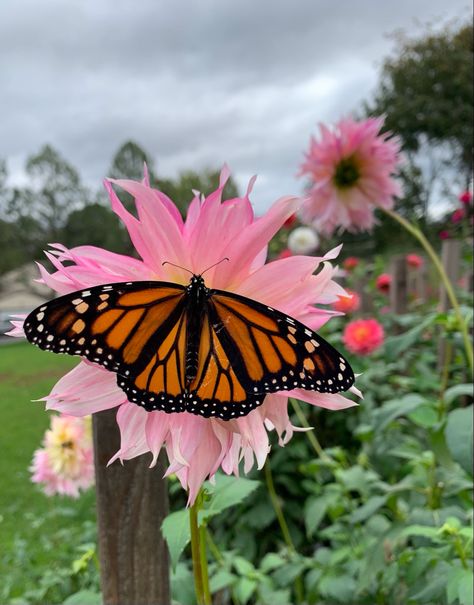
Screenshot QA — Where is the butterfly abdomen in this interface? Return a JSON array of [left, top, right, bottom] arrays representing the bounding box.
[[184, 276, 210, 385]]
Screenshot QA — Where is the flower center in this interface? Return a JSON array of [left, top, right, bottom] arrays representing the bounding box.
[[333, 156, 360, 189]]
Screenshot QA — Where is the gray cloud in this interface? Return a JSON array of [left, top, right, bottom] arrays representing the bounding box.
[[0, 0, 470, 212]]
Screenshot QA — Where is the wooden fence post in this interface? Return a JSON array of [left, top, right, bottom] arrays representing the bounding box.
[[93, 409, 171, 605], [390, 256, 408, 317], [438, 240, 461, 370]]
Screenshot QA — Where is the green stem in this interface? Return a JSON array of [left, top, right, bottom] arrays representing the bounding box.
[[206, 528, 224, 565], [383, 207, 473, 374], [199, 524, 212, 605], [438, 341, 453, 418], [189, 491, 211, 605], [290, 398, 331, 461], [264, 461, 304, 604]]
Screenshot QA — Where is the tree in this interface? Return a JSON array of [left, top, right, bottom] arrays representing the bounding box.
[[62, 203, 128, 253], [7, 145, 88, 241], [365, 20, 473, 231]]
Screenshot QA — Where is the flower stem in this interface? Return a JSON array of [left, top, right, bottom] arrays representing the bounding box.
[[383, 207, 473, 374], [264, 461, 304, 604], [290, 398, 331, 461], [189, 491, 211, 605]]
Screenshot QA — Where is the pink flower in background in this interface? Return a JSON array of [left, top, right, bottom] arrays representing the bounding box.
[[376, 273, 392, 294], [331, 290, 361, 313], [406, 254, 423, 269], [451, 209, 465, 223], [343, 318, 384, 356], [30, 415, 94, 497], [343, 257, 360, 271], [459, 191, 472, 205], [299, 116, 402, 235], [11, 167, 360, 504], [439, 230, 450, 240], [283, 213, 297, 228]]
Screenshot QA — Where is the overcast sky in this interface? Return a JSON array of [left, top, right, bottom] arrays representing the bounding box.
[[0, 0, 470, 213]]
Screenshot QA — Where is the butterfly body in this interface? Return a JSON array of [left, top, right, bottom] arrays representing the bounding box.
[[24, 275, 355, 420]]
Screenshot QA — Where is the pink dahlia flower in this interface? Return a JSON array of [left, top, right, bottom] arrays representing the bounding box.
[[299, 116, 402, 235], [11, 167, 360, 504], [376, 273, 392, 294], [343, 318, 384, 356], [30, 414, 94, 497], [406, 254, 423, 269], [331, 290, 360, 313]]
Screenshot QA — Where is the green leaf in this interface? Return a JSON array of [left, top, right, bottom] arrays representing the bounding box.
[[447, 567, 466, 604], [201, 474, 260, 521], [319, 573, 357, 603], [384, 314, 436, 359], [234, 577, 257, 605], [373, 394, 427, 431], [63, 591, 102, 605], [161, 509, 190, 570], [444, 383, 474, 406], [445, 406, 473, 474], [458, 569, 474, 605], [400, 524, 440, 539], [408, 404, 439, 428], [350, 495, 387, 524], [210, 569, 236, 592], [304, 495, 329, 537], [260, 553, 285, 573], [233, 556, 255, 576]]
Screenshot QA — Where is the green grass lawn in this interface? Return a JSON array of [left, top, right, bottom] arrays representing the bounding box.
[[0, 341, 97, 601]]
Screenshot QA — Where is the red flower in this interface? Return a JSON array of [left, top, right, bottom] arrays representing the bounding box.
[[343, 257, 360, 271], [376, 273, 392, 293], [459, 191, 472, 205], [439, 230, 450, 240], [276, 248, 292, 260], [343, 318, 384, 356], [451, 209, 465, 223], [331, 290, 361, 313], [406, 254, 423, 268]]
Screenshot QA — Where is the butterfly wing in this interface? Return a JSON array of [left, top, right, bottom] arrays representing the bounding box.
[[208, 289, 355, 397], [24, 281, 189, 412]]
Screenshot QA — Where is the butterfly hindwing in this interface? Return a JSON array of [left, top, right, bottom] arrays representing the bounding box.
[[209, 289, 355, 396]]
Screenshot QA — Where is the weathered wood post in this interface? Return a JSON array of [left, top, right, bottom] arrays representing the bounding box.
[[93, 409, 171, 605], [438, 240, 461, 370], [390, 256, 408, 328]]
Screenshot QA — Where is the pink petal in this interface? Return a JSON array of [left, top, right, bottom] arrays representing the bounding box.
[[145, 411, 171, 467], [108, 403, 149, 465], [43, 362, 125, 416], [288, 388, 359, 410]]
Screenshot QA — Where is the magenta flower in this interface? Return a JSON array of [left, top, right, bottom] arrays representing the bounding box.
[[451, 208, 465, 223], [459, 191, 472, 205], [343, 318, 384, 356], [11, 167, 360, 504], [30, 414, 94, 497], [376, 273, 392, 294], [299, 116, 402, 235]]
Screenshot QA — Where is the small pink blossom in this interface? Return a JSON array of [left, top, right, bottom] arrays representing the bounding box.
[[14, 167, 360, 505], [343, 318, 384, 356], [459, 191, 472, 205], [331, 290, 360, 313], [343, 257, 360, 271], [299, 116, 402, 235], [439, 230, 450, 240], [406, 254, 423, 269], [30, 415, 94, 497], [451, 209, 465, 223], [376, 273, 392, 294]]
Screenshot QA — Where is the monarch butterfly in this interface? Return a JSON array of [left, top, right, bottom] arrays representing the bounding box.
[[23, 273, 354, 420]]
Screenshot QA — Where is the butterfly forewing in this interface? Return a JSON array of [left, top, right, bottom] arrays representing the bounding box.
[[209, 290, 355, 396], [23, 281, 186, 378]]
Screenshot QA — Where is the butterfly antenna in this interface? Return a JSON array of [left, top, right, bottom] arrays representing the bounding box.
[[200, 258, 230, 276], [161, 261, 194, 275]]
